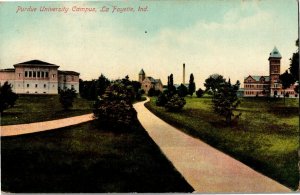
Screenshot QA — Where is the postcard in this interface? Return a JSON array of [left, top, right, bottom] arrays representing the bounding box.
[[0, 0, 299, 193]]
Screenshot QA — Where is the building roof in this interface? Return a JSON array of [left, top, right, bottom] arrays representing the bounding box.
[[14, 60, 59, 67], [174, 84, 189, 89], [0, 68, 15, 72], [269, 47, 282, 59], [139, 69, 145, 75], [58, 70, 80, 76], [244, 75, 270, 82], [146, 76, 161, 83]]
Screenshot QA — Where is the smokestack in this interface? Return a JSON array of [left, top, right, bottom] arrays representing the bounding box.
[[183, 63, 185, 84]]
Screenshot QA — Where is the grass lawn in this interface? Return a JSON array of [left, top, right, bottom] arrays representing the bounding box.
[[1, 121, 193, 193], [145, 96, 299, 190], [1, 95, 94, 125]]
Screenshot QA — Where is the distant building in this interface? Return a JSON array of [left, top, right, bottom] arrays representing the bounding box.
[[244, 47, 298, 97], [138, 69, 163, 94], [0, 60, 80, 94]]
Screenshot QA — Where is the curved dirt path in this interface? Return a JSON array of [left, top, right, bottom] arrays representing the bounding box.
[[1, 113, 94, 137], [134, 98, 291, 193]]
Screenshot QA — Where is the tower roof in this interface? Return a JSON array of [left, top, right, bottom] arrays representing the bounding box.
[[139, 69, 145, 75], [269, 47, 282, 59]]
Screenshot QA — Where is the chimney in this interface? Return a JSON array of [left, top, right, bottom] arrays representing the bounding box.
[[183, 63, 185, 84]]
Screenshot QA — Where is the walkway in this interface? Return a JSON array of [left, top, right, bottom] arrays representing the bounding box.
[[133, 98, 291, 193], [1, 113, 94, 137]]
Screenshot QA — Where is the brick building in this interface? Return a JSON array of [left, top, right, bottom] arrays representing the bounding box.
[[244, 47, 298, 97], [0, 60, 80, 94], [138, 69, 163, 94]]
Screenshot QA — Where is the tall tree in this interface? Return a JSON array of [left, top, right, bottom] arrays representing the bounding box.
[[204, 74, 225, 95], [279, 70, 294, 104], [0, 82, 18, 114], [96, 74, 110, 97], [289, 39, 299, 83], [167, 74, 176, 97], [212, 79, 241, 125], [188, 73, 196, 96]]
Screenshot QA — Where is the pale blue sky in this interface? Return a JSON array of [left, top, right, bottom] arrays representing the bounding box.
[[0, 0, 298, 88]]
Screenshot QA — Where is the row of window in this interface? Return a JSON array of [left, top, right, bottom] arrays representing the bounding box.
[[245, 84, 268, 89], [26, 84, 53, 88], [24, 71, 56, 78], [244, 91, 264, 95], [245, 80, 265, 83]]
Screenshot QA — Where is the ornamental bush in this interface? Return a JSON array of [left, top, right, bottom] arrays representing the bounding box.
[[156, 92, 168, 107], [196, 88, 204, 98], [0, 81, 18, 114], [59, 88, 77, 110], [165, 94, 186, 112], [93, 81, 137, 130]]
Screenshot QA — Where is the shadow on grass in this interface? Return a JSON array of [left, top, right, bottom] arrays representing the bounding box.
[[1, 121, 194, 193]]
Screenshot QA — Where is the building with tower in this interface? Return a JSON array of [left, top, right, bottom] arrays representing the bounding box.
[[0, 60, 80, 94], [243, 47, 298, 97], [138, 69, 163, 94]]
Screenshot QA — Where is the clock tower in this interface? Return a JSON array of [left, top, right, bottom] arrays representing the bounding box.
[[268, 47, 282, 96]]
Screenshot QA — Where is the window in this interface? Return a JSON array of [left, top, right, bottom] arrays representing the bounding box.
[[18, 73, 21, 77], [42, 72, 44, 78], [71, 85, 74, 89], [27, 84, 29, 88], [37, 72, 40, 78], [45, 72, 49, 78], [71, 76, 74, 81], [44, 84, 46, 88], [29, 71, 32, 77], [35, 84, 38, 88], [25, 71, 28, 77], [52, 74, 56, 78], [33, 71, 36, 77]]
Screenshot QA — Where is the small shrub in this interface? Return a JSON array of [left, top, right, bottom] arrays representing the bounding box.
[[165, 94, 186, 112], [0, 81, 18, 114], [59, 88, 77, 110], [156, 92, 168, 106], [177, 84, 188, 97], [196, 88, 204, 98]]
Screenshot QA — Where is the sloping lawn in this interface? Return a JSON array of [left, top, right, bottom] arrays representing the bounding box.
[[1, 95, 93, 125], [145, 96, 299, 190], [1, 121, 193, 193]]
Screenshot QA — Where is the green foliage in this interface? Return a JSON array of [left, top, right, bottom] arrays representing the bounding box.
[[212, 79, 241, 125], [93, 81, 137, 130], [156, 92, 168, 106], [167, 74, 176, 97], [177, 84, 188, 97], [165, 94, 186, 112], [289, 39, 299, 82], [196, 88, 204, 98], [147, 88, 156, 97], [59, 88, 77, 110], [204, 74, 225, 94], [280, 70, 294, 89], [279, 70, 295, 104], [0, 81, 18, 114], [188, 74, 196, 96], [96, 74, 111, 97], [79, 74, 110, 100]]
